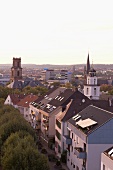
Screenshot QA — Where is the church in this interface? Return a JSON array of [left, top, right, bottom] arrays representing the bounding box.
[[8, 57, 43, 89]]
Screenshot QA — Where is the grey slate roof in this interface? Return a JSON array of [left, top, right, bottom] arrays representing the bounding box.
[[104, 146, 113, 160], [68, 105, 113, 135], [62, 91, 91, 121], [8, 78, 44, 89]]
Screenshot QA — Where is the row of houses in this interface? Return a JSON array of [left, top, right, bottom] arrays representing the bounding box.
[[4, 68, 113, 170]]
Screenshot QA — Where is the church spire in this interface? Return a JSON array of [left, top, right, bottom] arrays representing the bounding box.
[[86, 53, 90, 74]]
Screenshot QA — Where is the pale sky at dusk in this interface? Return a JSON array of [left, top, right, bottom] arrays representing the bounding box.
[[0, 0, 113, 64]]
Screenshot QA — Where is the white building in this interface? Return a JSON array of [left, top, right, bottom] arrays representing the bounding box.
[[16, 94, 38, 123], [41, 69, 72, 82], [29, 87, 72, 141], [66, 105, 113, 170], [101, 147, 113, 170], [84, 68, 100, 100], [4, 94, 26, 108]]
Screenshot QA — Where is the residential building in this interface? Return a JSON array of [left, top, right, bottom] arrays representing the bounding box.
[[101, 146, 113, 170], [55, 91, 91, 157], [29, 87, 75, 141], [66, 105, 113, 170], [16, 94, 38, 122], [4, 94, 26, 107]]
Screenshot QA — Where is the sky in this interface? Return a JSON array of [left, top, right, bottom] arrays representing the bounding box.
[[0, 0, 113, 64]]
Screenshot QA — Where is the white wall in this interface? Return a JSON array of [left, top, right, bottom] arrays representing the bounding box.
[[101, 153, 113, 170], [84, 85, 100, 100], [87, 76, 97, 85], [4, 95, 13, 105]]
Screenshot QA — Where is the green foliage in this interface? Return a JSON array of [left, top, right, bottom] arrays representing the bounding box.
[[22, 86, 48, 95], [2, 140, 49, 170], [0, 85, 48, 100], [0, 86, 13, 99], [65, 82, 72, 89], [100, 84, 113, 92], [56, 160, 61, 166], [51, 82, 60, 87], [0, 98, 5, 107], [0, 105, 50, 170], [48, 154, 57, 162]]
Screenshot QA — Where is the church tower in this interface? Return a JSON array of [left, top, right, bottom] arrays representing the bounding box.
[[10, 57, 22, 82], [84, 66, 100, 100]]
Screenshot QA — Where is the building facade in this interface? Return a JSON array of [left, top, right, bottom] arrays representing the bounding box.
[[10, 57, 22, 82]]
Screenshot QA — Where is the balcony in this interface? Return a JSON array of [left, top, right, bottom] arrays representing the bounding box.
[[63, 135, 72, 145], [43, 119, 49, 126], [74, 147, 86, 159]]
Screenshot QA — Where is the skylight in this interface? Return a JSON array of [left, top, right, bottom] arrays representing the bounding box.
[[72, 114, 81, 121], [55, 96, 59, 99]]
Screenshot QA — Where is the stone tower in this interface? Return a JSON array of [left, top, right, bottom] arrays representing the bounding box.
[[84, 67, 100, 100], [10, 57, 22, 82]]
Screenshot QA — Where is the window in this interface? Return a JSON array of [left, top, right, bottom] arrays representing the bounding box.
[[17, 71, 19, 77], [58, 145, 61, 153], [94, 88, 96, 95], [56, 130, 61, 140], [73, 164, 75, 168], [77, 137, 79, 144], [88, 79, 89, 84], [103, 164, 105, 170], [87, 88, 89, 95], [56, 119, 61, 129]]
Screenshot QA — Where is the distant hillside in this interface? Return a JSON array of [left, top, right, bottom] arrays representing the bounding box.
[[0, 64, 113, 70]]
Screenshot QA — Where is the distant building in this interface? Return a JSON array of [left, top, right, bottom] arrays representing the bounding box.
[[41, 69, 72, 82], [84, 67, 100, 100], [10, 57, 22, 82], [8, 57, 43, 89], [4, 94, 26, 107]]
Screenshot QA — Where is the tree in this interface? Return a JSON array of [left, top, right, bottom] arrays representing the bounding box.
[[100, 84, 113, 92], [0, 98, 5, 107], [1, 132, 50, 170], [0, 106, 36, 149]]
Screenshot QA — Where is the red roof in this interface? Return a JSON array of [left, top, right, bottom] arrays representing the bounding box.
[[17, 94, 38, 108], [10, 94, 26, 105]]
